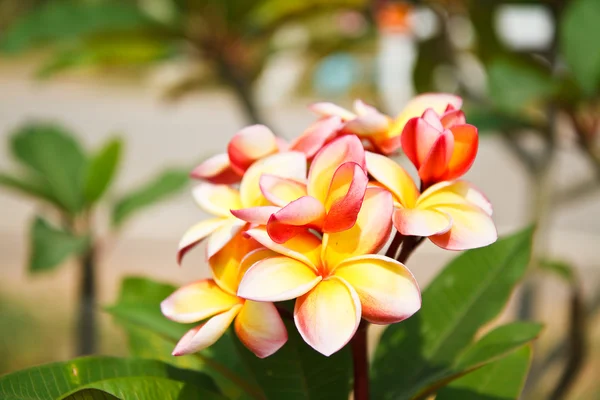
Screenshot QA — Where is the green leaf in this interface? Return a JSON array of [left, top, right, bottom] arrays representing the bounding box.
[[0, 356, 222, 400], [233, 320, 352, 400], [0, 172, 58, 205], [84, 137, 122, 205], [106, 277, 259, 400], [539, 258, 576, 284], [29, 216, 89, 273], [371, 228, 534, 400], [487, 59, 557, 114], [111, 168, 188, 227], [560, 0, 600, 94], [10, 123, 87, 213], [0, 0, 155, 54], [436, 346, 532, 400], [463, 106, 537, 135]]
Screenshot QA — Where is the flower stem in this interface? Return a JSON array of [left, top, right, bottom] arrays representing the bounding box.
[[351, 320, 370, 400]]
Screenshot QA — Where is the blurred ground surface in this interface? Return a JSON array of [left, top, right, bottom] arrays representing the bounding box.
[[0, 58, 599, 398]]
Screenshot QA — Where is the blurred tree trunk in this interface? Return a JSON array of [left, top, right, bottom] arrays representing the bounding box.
[[77, 245, 96, 355]]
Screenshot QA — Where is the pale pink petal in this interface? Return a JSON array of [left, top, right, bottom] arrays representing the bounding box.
[[322, 187, 393, 270], [393, 207, 452, 237], [421, 108, 444, 130], [294, 276, 361, 356], [235, 300, 288, 358], [206, 219, 247, 259], [365, 151, 419, 207], [441, 109, 466, 128], [228, 125, 278, 174], [418, 130, 454, 185], [267, 196, 326, 243], [172, 305, 242, 356], [237, 257, 321, 302], [307, 135, 366, 204], [178, 218, 225, 264], [353, 99, 379, 115], [322, 162, 368, 232], [231, 206, 280, 225], [429, 204, 497, 250], [192, 183, 242, 218], [446, 124, 478, 180], [344, 113, 390, 136], [161, 280, 242, 324], [240, 152, 307, 208], [260, 174, 307, 207], [190, 153, 241, 184], [245, 228, 322, 270], [309, 102, 356, 121], [289, 116, 343, 158], [334, 255, 421, 324]]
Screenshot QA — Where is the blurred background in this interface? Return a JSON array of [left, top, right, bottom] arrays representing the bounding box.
[[0, 0, 599, 398]]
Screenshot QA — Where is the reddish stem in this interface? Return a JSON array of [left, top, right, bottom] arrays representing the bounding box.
[[351, 321, 370, 400]]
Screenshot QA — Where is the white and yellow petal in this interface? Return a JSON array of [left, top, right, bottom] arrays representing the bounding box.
[[178, 218, 226, 264], [235, 300, 288, 358], [192, 183, 243, 218], [245, 228, 322, 270], [365, 151, 419, 208]]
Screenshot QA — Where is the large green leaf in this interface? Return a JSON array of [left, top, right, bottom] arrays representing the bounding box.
[[487, 60, 557, 115], [84, 137, 122, 205], [371, 228, 533, 400], [111, 168, 188, 227], [29, 216, 89, 273], [436, 346, 532, 400], [0, 0, 155, 54], [561, 0, 600, 94], [0, 172, 58, 205], [0, 356, 222, 400], [233, 320, 352, 400], [106, 277, 260, 400], [10, 123, 87, 213]]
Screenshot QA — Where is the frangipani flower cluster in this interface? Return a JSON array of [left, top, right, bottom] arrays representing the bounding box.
[[162, 93, 497, 358]]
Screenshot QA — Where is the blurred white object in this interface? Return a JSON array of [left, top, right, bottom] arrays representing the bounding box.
[[495, 5, 554, 50], [377, 33, 416, 115], [409, 6, 439, 41]]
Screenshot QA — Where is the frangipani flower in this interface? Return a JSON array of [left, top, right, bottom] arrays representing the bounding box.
[[231, 135, 368, 244], [191, 119, 342, 184], [178, 151, 306, 263], [310, 93, 462, 155], [236, 188, 421, 356], [162, 232, 288, 358], [366, 152, 497, 250], [401, 106, 478, 186]]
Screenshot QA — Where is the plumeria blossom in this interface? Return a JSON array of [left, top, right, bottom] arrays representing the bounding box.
[[236, 188, 421, 356], [310, 93, 462, 155], [401, 106, 478, 187], [366, 151, 497, 250], [163, 232, 288, 358], [191, 119, 342, 184], [231, 135, 368, 243], [178, 151, 307, 263]]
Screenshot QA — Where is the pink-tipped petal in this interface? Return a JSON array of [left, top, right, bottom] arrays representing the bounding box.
[[235, 300, 288, 358], [231, 206, 280, 225], [429, 203, 497, 250], [178, 218, 225, 264], [267, 196, 326, 243], [391, 93, 463, 138], [161, 280, 242, 324], [190, 153, 240, 184], [289, 116, 343, 158], [441, 109, 466, 128], [172, 305, 242, 356], [206, 219, 247, 259], [344, 112, 390, 136], [418, 130, 454, 184], [417, 181, 493, 216], [446, 124, 478, 180], [237, 257, 321, 302], [294, 276, 361, 357], [322, 187, 393, 271], [322, 162, 368, 232], [334, 255, 421, 324], [192, 183, 243, 218], [307, 135, 365, 204], [240, 152, 307, 208], [260, 175, 307, 207], [393, 207, 452, 237], [228, 125, 278, 174], [209, 231, 261, 295], [309, 102, 356, 120], [401, 116, 445, 169], [245, 228, 322, 270], [365, 151, 419, 208]]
